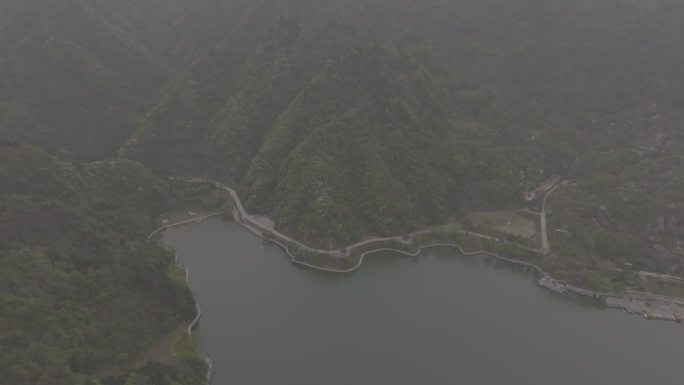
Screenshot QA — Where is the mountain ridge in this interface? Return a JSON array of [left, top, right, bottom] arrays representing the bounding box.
[[2, 2, 684, 382]]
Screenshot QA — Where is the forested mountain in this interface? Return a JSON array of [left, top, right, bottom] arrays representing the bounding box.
[[121, 0, 684, 249], [0, 143, 222, 385], [0, 0, 172, 161], [2, 0, 684, 382]]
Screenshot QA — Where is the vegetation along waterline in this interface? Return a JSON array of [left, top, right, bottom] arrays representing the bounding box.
[[0, 147, 227, 385], [160, 178, 684, 324], [2, 0, 684, 382]]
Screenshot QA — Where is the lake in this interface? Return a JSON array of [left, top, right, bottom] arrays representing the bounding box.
[[162, 217, 684, 385]]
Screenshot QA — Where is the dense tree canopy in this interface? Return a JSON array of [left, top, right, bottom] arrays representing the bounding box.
[[0, 145, 214, 385], [1, 0, 684, 380]]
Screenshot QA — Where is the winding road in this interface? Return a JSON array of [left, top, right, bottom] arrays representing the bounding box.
[[148, 176, 684, 313], [170, 177, 682, 286], [176, 177, 450, 258], [540, 183, 561, 254], [170, 178, 539, 268]]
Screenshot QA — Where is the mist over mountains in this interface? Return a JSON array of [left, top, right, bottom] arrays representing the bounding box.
[[2, 0, 684, 259], [2, 1, 684, 382]]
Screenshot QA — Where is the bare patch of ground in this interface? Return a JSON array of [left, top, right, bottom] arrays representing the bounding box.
[[251, 215, 275, 229], [134, 329, 179, 366], [470, 210, 539, 239]]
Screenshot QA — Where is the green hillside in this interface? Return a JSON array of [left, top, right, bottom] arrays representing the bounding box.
[[0, 143, 217, 385], [2, 0, 684, 382], [122, 0, 684, 251], [0, 0, 169, 161]]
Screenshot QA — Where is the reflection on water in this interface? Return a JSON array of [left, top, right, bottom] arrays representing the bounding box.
[[163, 218, 684, 385]]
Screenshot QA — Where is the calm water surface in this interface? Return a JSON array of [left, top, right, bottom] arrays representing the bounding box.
[[162, 218, 684, 385]]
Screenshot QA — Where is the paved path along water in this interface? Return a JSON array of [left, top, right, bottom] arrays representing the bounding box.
[[175, 178, 535, 265], [170, 177, 682, 296]]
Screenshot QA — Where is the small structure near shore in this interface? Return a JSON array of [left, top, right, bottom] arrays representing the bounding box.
[[539, 276, 682, 324], [539, 276, 567, 294], [538, 276, 601, 298], [605, 296, 683, 323]]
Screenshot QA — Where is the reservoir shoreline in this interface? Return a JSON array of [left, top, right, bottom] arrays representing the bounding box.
[[148, 213, 220, 384], [151, 201, 684, 325], [162, 218, 684, 385], [172, 178, 684, 305]]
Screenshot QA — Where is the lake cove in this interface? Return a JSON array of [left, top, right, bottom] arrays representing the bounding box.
[[162, 217, 684, 385]]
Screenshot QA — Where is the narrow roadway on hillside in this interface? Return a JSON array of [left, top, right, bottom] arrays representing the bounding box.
[[167, 176, 684, 293], [540, 154, 580, 254], [541, 184, 560, 255], [175, 177, 532, 257]]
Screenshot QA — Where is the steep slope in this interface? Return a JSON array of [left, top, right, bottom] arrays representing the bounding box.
[[155, 0, 253, 65], [123, 0, 683, 247], [121, 1, 524, 246], [0, 4, 683, 378], [0, 143, 210, 385], [0, 0, 171, 161]]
